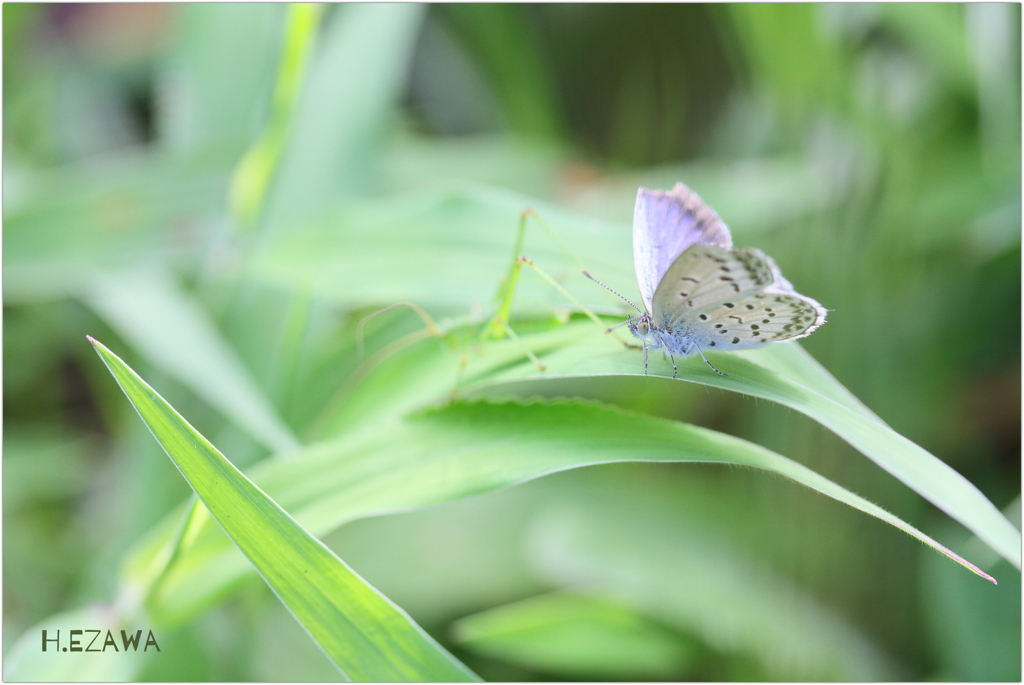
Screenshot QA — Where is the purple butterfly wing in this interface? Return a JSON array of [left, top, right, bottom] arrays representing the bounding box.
[[632, 183, 733, 312]]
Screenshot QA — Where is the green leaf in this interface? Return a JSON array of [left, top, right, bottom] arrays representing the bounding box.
[[524, 491, 894, 681], [263, 4, 426, 228], [83, 264, 299, 454], [2, 152, 227, 305], [920, 500, 1022, 681], [229, 4, 323, 227], [312, 309, 1018, 575], [251, 170, 1016, 566], [125, 387, 995, 630], [452, 592, 695, 680], [157, 4, 286, 154], [462, 322, 1022, 570], [87, 336, 478, 682], [247, 184, 634, 321], [247, 168, 842, 314]]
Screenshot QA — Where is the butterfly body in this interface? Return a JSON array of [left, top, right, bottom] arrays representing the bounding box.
[[622, 184, 826, 376]]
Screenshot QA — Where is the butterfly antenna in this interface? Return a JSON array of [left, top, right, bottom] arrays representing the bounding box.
[[605, 318, 635, 333], [581, 270, 644, 314]]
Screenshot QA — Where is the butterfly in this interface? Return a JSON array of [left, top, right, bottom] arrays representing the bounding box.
[[587, 183, 826, 377]]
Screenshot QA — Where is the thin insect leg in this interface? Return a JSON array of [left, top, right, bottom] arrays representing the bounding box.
[[668, 351, 678, 379], [643, 345, 649, 376], [525, 209, 588, 273], [482, 207, 632, 369], [528, 209, 650, 317], [689, 341, 728, 377], [519, 257, 632, 348], [481, 230, 581, 367], [495, 207, 633, 343], [448, 352, 470, 404], [356, 302, 443, 363], [498, 319, 547, 371], [578, 271, 644, 352], [483, 209, 533, 340], [488, 207, 597, 336], [311, 323, 450, 437]]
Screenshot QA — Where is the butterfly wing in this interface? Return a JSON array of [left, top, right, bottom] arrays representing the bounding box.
[[698, 291, 827, 350], [633, 183, 732, 313], [652, 244, 826, 349], [652, 244, 774, 315]]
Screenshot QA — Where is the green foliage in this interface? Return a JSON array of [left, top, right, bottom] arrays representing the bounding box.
[[452, 592, 694, 680], [110, 343, 995, 632], [4, 4, 1019, 681], [87, 337, 476, 681]]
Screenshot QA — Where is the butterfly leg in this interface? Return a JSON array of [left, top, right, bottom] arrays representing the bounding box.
[[643, 345, 650, 376], [668, 351, 678, 379], [689, 341, 728, 377]]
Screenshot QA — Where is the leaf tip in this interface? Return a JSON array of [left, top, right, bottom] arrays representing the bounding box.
[[941, 544, 999, 584]]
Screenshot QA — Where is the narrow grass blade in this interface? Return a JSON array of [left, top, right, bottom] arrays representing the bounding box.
[[451, 592, 694, 680], [87, 336, 478, 682], [464, 321, 1022, 569], [229, 3, 323, 227], [263, 4, 425, 228], [157, 4, 286, 153], [85, 265, 299, 453], [526, 497, 894, 681], [3, 153, 226, 305], [126, 395, 995, 629]]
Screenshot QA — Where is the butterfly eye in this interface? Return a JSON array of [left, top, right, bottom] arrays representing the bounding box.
[[636, 320, 649, 335]]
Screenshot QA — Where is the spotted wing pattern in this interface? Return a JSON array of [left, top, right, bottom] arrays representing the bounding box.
[[633, 183, 732, 313], [651, 243, 826, 350], [696, 292, 827, 351], [651, 244, 775, 318]]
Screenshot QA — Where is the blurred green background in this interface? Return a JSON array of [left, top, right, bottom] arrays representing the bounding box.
[[4, 3, 1020, 681]]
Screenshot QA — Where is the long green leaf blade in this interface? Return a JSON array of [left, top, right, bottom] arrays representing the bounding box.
[[126, 394, 995, 629], [87, 336, 478, 682], [84, 265, 299, 453], [524, 493, 894, 681], [464, 321, 1022, 568], [452, 592, 697, 680], [229, 3, 322, 227], [319, 313, 1019, 571], [263, 4, 425, 228]]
